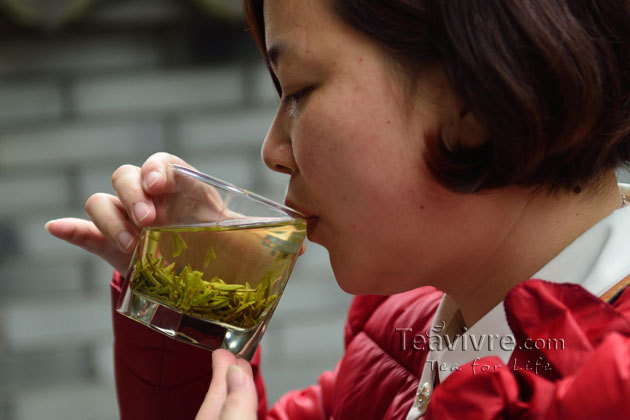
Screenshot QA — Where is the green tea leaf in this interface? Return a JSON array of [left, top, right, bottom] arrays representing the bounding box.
[[171, 232, 188, 257], [164, 262, 176, 273], [213, 283, 244, 292], [131, 250, 279, 329], [203, 246, 216, 267]]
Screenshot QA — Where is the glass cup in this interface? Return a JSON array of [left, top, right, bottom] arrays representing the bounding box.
[[116, 164, 306, 360]]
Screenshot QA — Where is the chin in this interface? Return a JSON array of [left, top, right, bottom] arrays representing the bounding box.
[[330, 261, 384, 295], [330, 255, 420, 296], [326, 244, 414, 294]]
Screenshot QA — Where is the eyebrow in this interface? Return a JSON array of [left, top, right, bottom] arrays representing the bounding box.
[[265, 43, 285, 95]]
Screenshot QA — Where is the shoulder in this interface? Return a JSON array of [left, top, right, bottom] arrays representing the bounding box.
[[323, 287, 443, 419], [504, 278, 630, 340], [344, 286, 443, 345], [427, 279, 630, 419], [342, 287, 443, 375]]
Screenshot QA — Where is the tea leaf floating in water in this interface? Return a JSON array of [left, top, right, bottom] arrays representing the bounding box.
[[131, 253, 278, 329], [171, 232, 188, 257], [202, 246, 216, 268]]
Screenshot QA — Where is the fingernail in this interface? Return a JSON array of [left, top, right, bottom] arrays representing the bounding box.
[[226, 365, 244, 392], [118, 231, 134, 251], [145, 171, 161, 190], [44, 220, 56, 232], [134, 202, 151, 223]]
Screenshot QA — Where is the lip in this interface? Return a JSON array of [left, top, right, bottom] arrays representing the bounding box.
[[285, 198, 320, 240], [284, 198, 312, 217]]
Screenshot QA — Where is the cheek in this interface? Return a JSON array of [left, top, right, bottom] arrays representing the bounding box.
[[290, 84, 459, 293], [295, 88, 416, 191], [294, 100, 443, 253]]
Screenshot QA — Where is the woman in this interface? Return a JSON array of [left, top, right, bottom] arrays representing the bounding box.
[[47, 0, 630, 418]]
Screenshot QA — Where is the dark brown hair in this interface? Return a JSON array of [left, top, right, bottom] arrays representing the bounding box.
[[244, 0, 630, 193]]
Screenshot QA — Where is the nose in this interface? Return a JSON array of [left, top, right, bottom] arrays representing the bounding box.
[[261, 112, 298, 175]]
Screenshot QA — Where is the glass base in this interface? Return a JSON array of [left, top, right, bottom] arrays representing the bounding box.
[[117, 287, 268, 360]]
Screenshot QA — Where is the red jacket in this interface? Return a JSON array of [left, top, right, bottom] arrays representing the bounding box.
[[111, 273, 630, 419], [111, 271, 442, 419], [111, 271, 265, 420]]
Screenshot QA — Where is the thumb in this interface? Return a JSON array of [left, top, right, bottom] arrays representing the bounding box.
[[219, 365, 258, 420]]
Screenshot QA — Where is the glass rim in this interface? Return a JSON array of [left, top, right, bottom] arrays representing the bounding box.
[[169, 163, 305, 219]]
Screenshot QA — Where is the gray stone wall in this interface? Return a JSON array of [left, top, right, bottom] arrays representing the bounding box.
[[0, 2, 351, 419]]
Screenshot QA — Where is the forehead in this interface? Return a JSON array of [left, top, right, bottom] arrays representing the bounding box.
[[264, 0, 328, 47], [262, 0, 385, 70]]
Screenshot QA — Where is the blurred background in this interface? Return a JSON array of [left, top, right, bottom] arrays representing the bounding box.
[[0, 1, 352, 419]]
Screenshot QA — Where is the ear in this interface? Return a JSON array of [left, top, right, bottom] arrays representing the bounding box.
[[441, 104, 487, 152], [428, 67, 486, 152], [459, 107, 487, 148], [414, 66, 487, 152]]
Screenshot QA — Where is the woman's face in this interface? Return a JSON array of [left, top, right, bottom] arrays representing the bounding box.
[[262, 0, 501, 295]]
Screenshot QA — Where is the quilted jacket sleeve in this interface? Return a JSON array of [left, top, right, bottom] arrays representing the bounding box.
[[266, 365, 338, 420], [264, 295, 395, 420], [110, 271, 268, 420]]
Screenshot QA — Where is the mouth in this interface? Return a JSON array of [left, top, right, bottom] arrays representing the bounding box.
[[285, 198, 320, 240]]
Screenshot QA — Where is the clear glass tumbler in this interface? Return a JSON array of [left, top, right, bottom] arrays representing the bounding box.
[[116, 164, 306, 360]]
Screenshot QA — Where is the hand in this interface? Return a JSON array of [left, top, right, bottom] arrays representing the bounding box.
[[46, 151, 304, 274], [196, 349, 258, 420], [45, 153, 194, 274]]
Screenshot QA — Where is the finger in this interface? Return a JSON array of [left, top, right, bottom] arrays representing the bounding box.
[[140, 152, 194, 196], [195, 349, 238, 420], [45, 218, 132, 274], [298, 242, 306, 256], [141, 154, 226, 225], [234, 357, 253, 378], [219, 365, 258, 420], [85, 193, 139, 254], [112, 165, 156, 227]]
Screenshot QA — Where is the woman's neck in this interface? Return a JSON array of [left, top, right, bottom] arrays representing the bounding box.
[[446, 170, 622, 326]]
